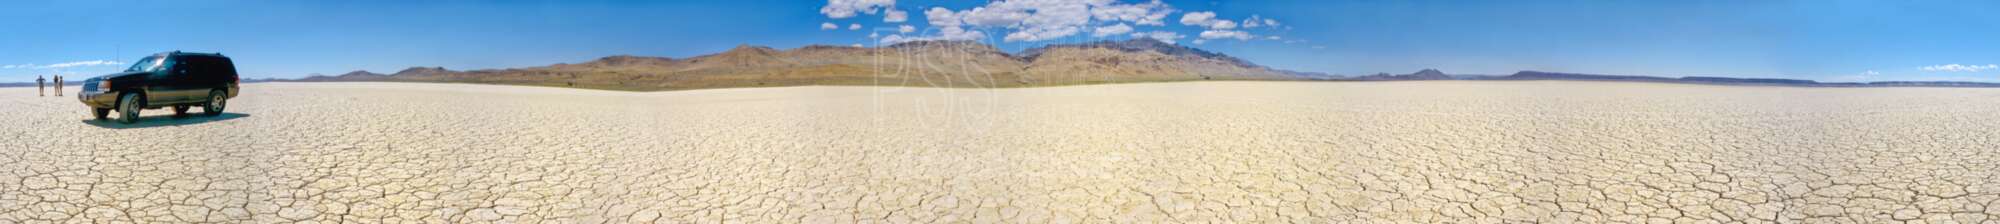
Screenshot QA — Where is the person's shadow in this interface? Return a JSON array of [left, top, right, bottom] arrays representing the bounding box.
[[83, 113, 250, 129]]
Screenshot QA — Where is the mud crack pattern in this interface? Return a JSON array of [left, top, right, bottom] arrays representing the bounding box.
[[3, 81, 1998, 223]]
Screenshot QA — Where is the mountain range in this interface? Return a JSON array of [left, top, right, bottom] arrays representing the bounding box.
[[293, 38, 1314, 91], [280, 38, 2000, 90]]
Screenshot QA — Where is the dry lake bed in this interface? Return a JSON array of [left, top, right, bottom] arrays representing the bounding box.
[[2, 81, 1998, 223]]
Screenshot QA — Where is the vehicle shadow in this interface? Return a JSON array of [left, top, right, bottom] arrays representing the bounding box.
[[82, 113, 250, 129]]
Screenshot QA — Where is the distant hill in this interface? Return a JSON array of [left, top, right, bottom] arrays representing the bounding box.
[[1351, 69, 1454, 81], [284, 38, 1314, 91], [271, 39, 2000, 90], [296, 70, 391, 82]]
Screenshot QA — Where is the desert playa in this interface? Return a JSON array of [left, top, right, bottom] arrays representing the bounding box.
[[2, 81, 1998, 223]]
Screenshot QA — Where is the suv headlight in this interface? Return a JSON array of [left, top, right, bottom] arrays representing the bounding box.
[[99, 80, 112, 91]]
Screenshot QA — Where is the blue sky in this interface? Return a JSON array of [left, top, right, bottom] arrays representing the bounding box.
[[2, 0, 1996, 82]]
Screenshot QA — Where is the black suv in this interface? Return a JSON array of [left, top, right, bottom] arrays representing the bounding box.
[[79, 51, 240, 124]]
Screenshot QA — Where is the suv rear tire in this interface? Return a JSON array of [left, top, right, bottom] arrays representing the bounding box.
[[117, 93, 142, 124], [203, 90, 227, 116]]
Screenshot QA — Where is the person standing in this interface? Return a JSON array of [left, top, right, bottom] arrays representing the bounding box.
[[36, 75, 45, 96], [53, 75, 62, 96]]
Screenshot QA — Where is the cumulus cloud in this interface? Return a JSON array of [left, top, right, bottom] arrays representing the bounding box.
[[1241, 15, 1279, 28], [1179, 11, 1242, 30], [821, 0, 896, 19], [919, 0, 1180, 42], [1210, 20, 1237, 29], [821, 22, 839, 30], [1182, 12, 1218, 28], [879, 26, 985, 44], [898, 25, 916, 33], [1091, 23, 1134, 37], [47, 60, 122, 68], [1, 60, 122, 69], [1005, 26, 1081, 42], [924, 7, 963, 27], [1920, 64, 1998, 72], [1090, 0, 1172, 26], [1199, 30, 1254, 41], [1180, 11, 1214, 26], [1129, 31, 1184, 44], [849, 23, 863, 30], [883, 8, 908, 22]]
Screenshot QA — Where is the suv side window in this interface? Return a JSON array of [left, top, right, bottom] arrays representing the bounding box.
[[186, 56, 212, 81], [186, 56, 236, 83], [155, 56, 182, 79], [177, 56, 208, 82], [213, 57, 237, 81]]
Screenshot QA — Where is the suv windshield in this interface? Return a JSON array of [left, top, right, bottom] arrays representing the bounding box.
[[124, 56, 164, 72]]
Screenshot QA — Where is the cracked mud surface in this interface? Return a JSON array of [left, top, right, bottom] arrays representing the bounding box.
[[3, 81, 1999, 223]]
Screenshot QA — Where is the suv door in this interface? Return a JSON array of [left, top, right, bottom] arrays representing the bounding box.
[[155, 57, 198, 104]]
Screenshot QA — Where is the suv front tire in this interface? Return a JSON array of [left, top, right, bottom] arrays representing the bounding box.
[[117, 93, 142, 124]]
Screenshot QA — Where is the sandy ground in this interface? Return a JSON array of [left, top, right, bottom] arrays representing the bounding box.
[[2, 81, 1998, 223]]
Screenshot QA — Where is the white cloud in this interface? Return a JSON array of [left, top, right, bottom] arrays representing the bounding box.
[[1920, 64, 1998, 72], [1192, 39, 1207, 45], [1091, 23, 1133, 37], [1090, 0, 1173, 26], [849, 23, 863, 30], [1129, 31, 1184, 44], [1179, 11, 1242, 30], [1210, 20, 1237, 29], [1005, 26, 1081, 42], [959, 6, 1034, 26], [879, 26, 986, 44], [1, 60, 122, 69], [883, 8, 908, 22], [1180, 11, 1215, 26], [821, 22, 840, 30], [925, 7, 962, 27], [1265, 36, 1281, 40], [920, 0, 1179, 42], [898, 25, 916, 33], [879, 34, 906, 44], [821, 0, 896, 19], [1199, 30, 1254, 41], [1242, 15, 1262, 28], [1241, 15, 1279, 28]]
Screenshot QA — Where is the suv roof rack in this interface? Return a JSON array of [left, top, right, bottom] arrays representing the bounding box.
[[165, 51, 226, 57]]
